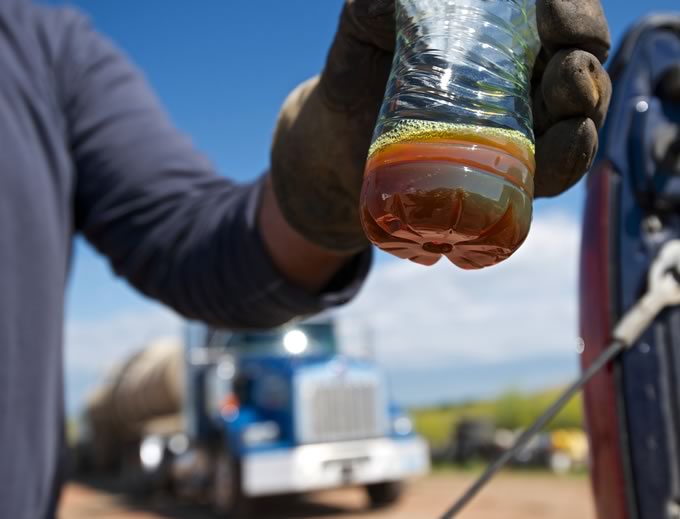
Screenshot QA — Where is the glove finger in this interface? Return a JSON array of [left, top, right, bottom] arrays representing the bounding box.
[[344, 0, 396, 51], [537, 0, 611, 63], [540, 49, 612, 129], [535, 118, 598, 198], [532, 85, 550, 138], [321, 0, 394, 112]]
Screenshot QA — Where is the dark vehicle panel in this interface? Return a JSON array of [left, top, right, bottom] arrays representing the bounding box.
[[581, 15, 680, 519]]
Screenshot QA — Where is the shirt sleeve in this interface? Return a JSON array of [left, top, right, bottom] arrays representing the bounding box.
[[54, 9, 371, 328]]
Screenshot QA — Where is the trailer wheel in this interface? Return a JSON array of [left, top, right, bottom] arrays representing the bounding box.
[[365, 481, 403, 508], [213, 451, 250, 518]]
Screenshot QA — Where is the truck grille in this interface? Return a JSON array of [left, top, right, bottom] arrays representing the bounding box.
[[295, 363, 388, 444]]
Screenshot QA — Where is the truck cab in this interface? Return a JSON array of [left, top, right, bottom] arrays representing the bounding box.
[[179, 319, 429, 515]]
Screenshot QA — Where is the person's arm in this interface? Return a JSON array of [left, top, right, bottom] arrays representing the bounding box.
[[55, 9, 369, 328], [258, 177, 356, 294]]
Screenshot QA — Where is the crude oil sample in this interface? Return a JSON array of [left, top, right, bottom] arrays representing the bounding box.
[[361, 120, 534, 268], [360, 0, 540, 269]]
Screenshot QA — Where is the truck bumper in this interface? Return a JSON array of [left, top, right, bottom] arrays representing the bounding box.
[[242, 436, 430, 497]]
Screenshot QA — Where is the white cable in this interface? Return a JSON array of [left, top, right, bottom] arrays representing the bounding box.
[[614, 240, 680, 346]]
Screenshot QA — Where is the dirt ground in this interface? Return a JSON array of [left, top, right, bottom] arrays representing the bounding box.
[[59, 472, 596, 519]]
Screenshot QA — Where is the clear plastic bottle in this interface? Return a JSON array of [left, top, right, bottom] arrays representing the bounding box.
[[360, 0, 540, 269]]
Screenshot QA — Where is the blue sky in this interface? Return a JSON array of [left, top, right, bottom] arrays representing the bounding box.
[[41, 0, 680, 410]]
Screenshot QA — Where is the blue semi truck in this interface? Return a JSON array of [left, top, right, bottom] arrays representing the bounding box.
[[81, 319, 429, 516]]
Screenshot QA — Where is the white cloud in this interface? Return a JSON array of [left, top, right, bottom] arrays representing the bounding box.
[[65, 305, 182, 377], [335, 211, 582, 369]]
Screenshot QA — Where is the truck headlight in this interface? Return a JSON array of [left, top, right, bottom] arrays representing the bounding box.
[[283, 330, 308, 355], [393, 415, 413, 436], [242, 421, 280, 446], [139, 435, 165, 472]]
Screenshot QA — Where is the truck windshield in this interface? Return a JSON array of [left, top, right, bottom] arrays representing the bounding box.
[[221, 324, 337, 357]]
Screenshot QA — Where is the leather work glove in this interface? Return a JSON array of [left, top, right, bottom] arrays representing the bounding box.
[[270, 0, 612, 252], [533, 0, 612, 197]]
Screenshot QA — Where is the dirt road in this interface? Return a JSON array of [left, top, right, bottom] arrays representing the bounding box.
[[59, 472, 595, 519]]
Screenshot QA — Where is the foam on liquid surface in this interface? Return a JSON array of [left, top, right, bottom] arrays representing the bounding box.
[[368, 119, 535, 162]]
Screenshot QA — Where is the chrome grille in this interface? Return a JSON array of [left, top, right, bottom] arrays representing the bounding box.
[[295, 364, 388, 444]]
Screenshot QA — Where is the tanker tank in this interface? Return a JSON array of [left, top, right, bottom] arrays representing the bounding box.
[[82, 336, 185, 469]]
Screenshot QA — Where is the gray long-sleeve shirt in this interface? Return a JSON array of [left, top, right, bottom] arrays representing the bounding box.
[[0, 2, 370, 517]]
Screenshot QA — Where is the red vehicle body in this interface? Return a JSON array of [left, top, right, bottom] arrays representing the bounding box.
[[580, 15, 680, 519]]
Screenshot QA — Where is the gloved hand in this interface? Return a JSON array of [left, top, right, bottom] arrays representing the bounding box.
[[270, 0, 394, 252], [533, 0, 612, 197], [270, 0, 612, 252]]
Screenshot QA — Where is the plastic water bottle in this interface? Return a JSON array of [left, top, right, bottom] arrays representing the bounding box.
[[360, 0, 540, 269]]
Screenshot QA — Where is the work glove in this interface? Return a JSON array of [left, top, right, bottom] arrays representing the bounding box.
[[532, 0, 612, 197], [270, 0, 612, 252]]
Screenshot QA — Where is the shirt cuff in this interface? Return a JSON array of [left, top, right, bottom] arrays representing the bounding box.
[[219, 174, 372, 328]]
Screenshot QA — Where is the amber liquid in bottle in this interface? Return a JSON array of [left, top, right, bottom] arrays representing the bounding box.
[[360, 120, 535, 269]]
